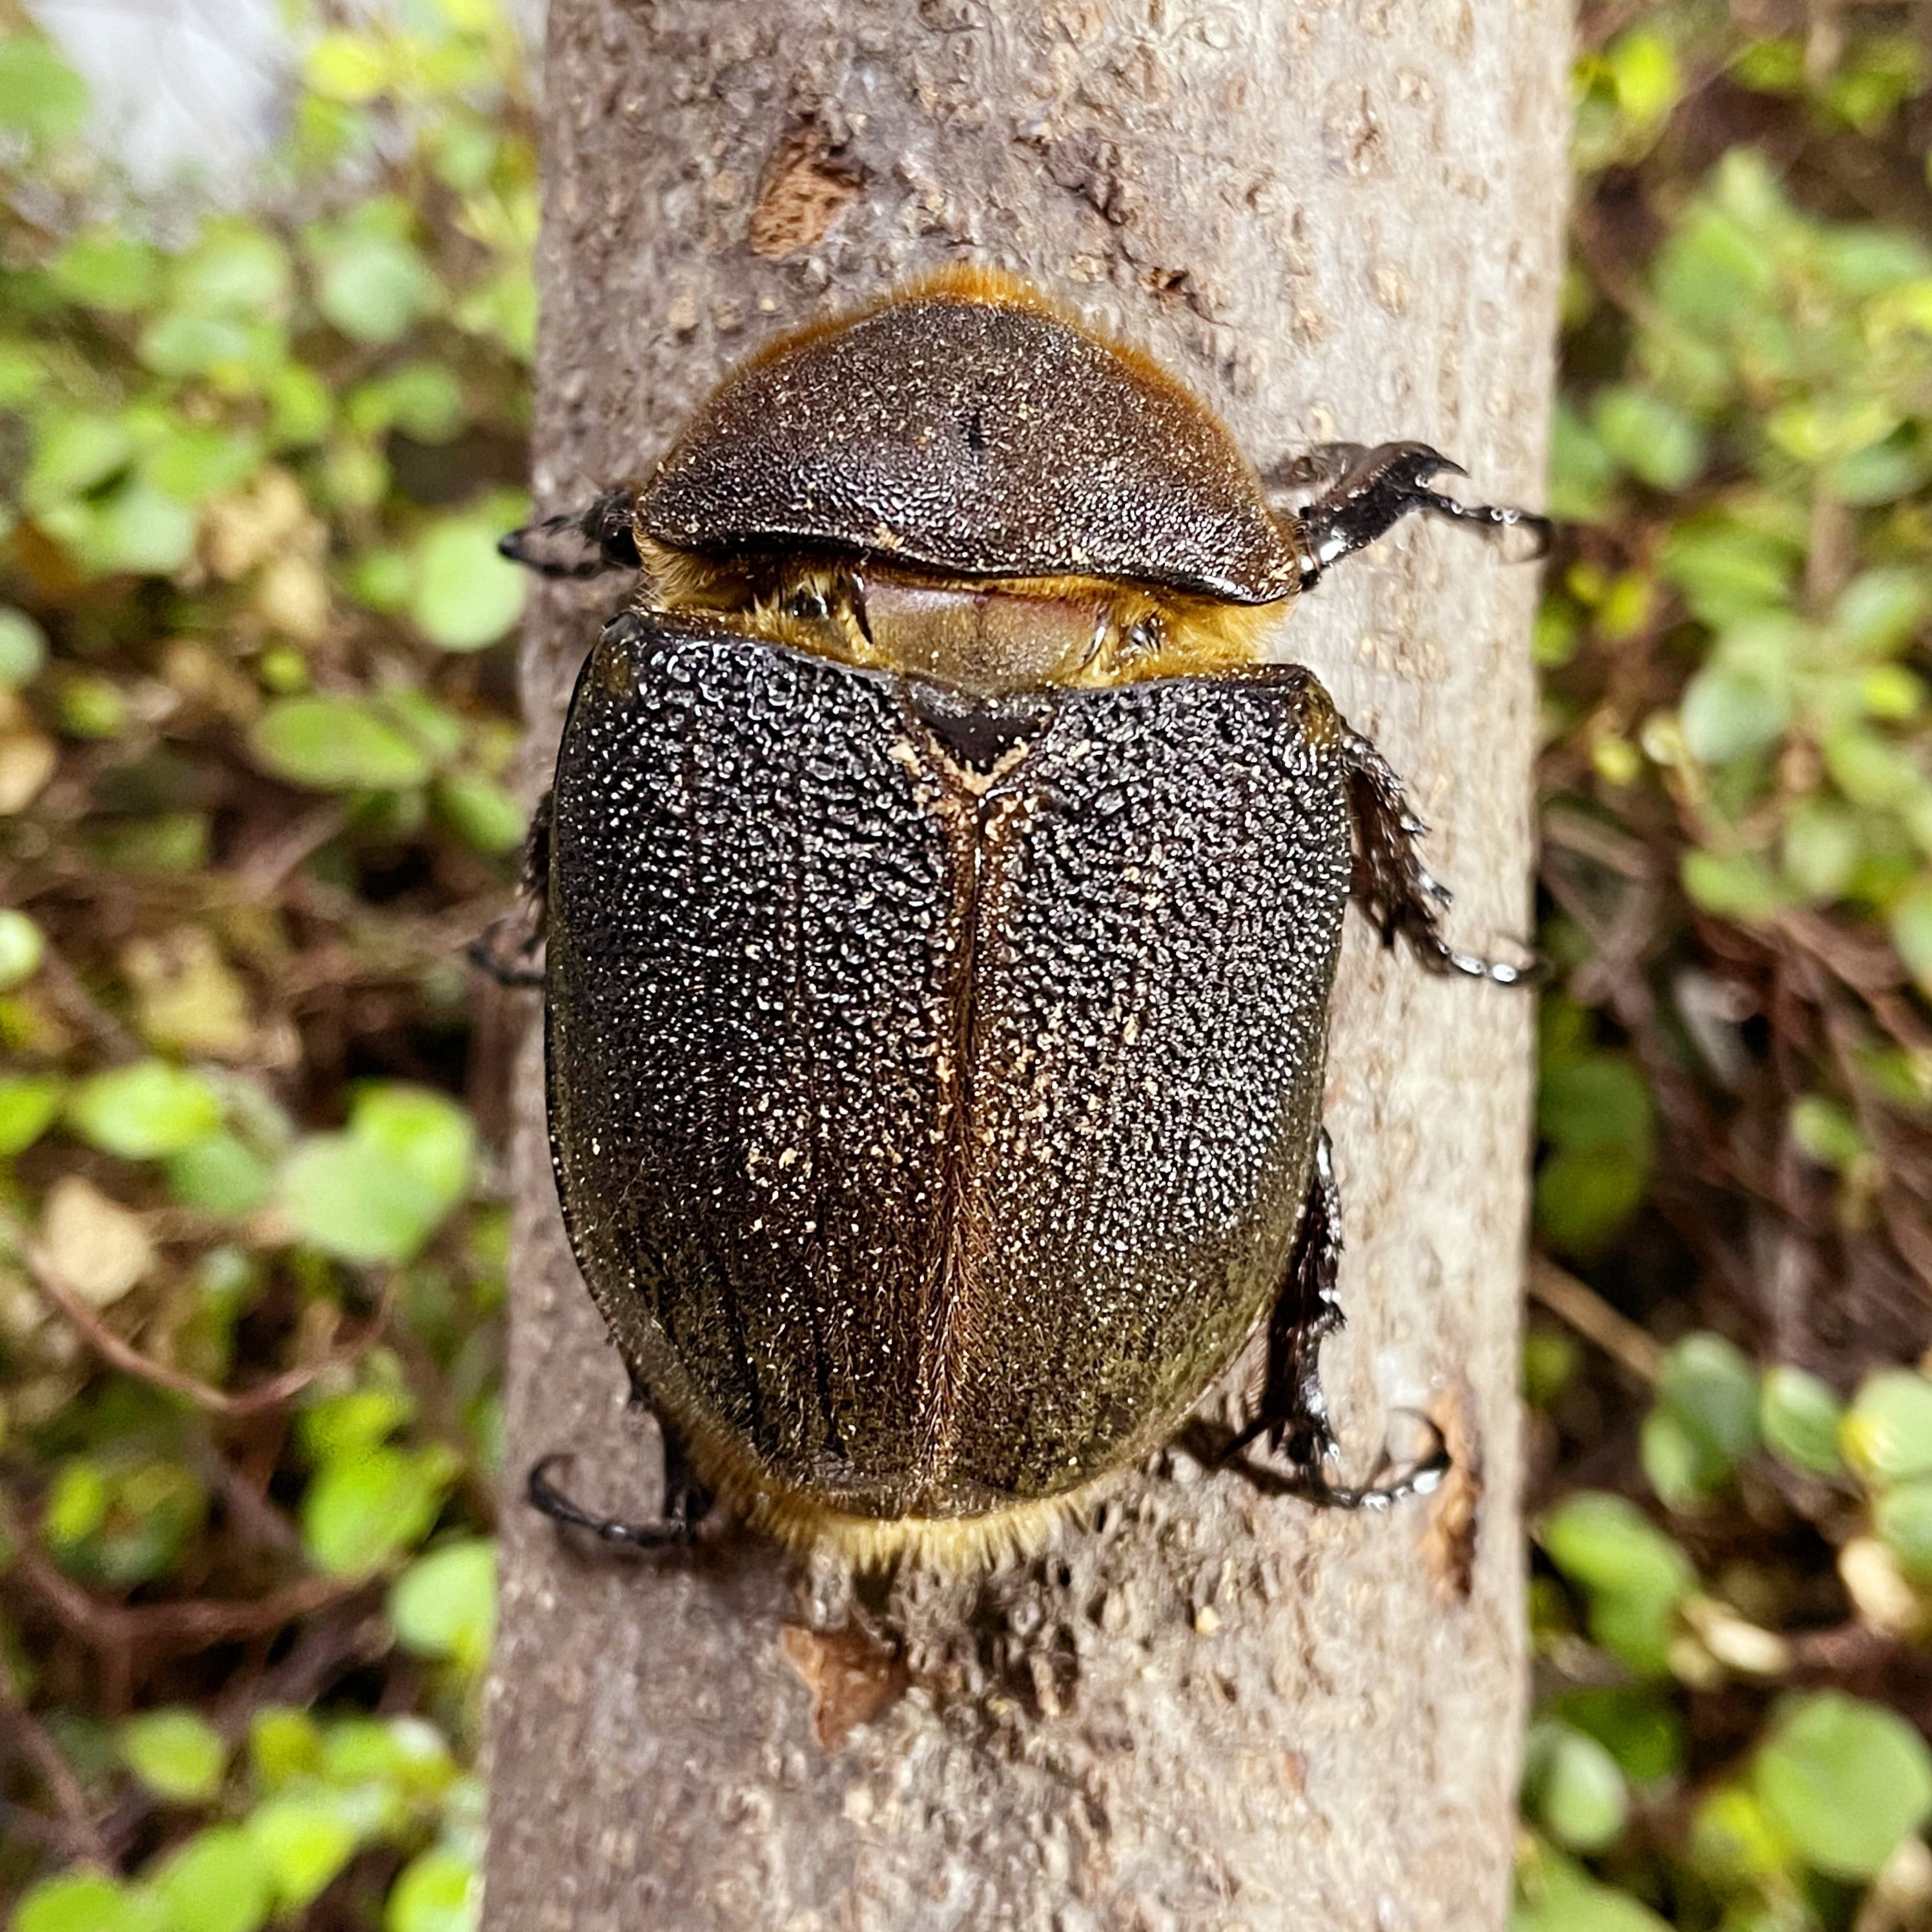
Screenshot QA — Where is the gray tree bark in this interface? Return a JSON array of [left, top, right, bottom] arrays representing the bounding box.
[[484, 5, 1568, 1929]]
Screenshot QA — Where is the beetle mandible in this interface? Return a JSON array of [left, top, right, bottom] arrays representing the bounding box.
[[490, 269, 1548, 1569]]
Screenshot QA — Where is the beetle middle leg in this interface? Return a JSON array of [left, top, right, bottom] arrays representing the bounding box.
[[1268, 440, 1552, 591], [1187, 1132, 1449, 1511], [1342, 730, 1536, 986], [467, 788, 552, 989]]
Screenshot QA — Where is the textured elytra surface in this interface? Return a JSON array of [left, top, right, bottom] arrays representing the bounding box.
[[642, 285, 1302, 601], [546, 613, 1346, 1518], [487, 3, 1565, 1929]]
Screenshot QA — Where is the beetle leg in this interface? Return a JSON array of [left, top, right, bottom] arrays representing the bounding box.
[[466, 789, 551, 989], [1342, 730, 1538, 986], [526, 1434, 712, 1552], [498, 488, 642, 579], [1197, 1131, 1452, 1512], [1239, 1126, 1344, 1475], [1267, 441, 1552, 590]]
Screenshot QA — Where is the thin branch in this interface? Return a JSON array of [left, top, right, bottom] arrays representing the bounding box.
[[0, 1663, 109, 1870], [8, 1208, 381, 1420], [1528, 1256, 1665, 1382], [1, 1493, 365, 1665]]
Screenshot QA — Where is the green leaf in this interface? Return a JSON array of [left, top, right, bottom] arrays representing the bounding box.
[[24, 410, 134, 513], [0, 1073, 65, 1156], [167, 1133, 273, 1217], [1789, 1096, 1867, 1171], [1844, 1369, 1932, 1485], [1513, 1850, 1670, 1932], [1893, 879, 1932, 997], [0, 34, 89, 143], [1536, 1145, 1650, 1257], [1760, 1366, 1845, 1477], [1549, 1687, 1686, 1786], [174, 225, 291, 318], [281, 1086, 473, 1264], [311, 227, 438, 345], [50, 231, 162, 313], [1607, 27, 1681, 125], [146, 429, 264, 506], [151, 1826, 274, 1932], [0, 606, 47, 688], [0, 907, 45, 989], [14, 1874, 163, 1932], [246, 1791, 362, 1913], [1782, 799, 1862, 900], [350, 1085, 476, 1218], [1539, 1057, 1654, 1156], [121, 1707, 227, 1804], [1689, 1784, 1792, 1886], [1547, 401, 1618, 522], [301, 1443, 457, 1576], [1680, 667, 1790, 765], [251, 696, 437, 792], [389, 1539, 495, 1670], [411, 515, 527, 651], [68, 1060, 224, 1160], [1657, 1333, 1760, 1466], [280, 1136, 444, 1262], [248, 1708, 324, 1790], [1641, 1408, 1727, 1513], [1681, 850, 1785, 923], [78, 479, 200, 577], [45, 1457, 207, 1590], [1833, 568, 1932, 657], [434, 772, 528, 854], [1524, 1721, 1630, 1851], [1541, 1491, 1694, 1673], [385, 1847, 479, 1932], [1593, 387, 1705, 491], [1873, 1479, 1932, 1578], [1753, 1692, 1932, 1880]]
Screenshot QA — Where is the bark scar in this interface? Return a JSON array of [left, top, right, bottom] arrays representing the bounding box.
[[749, 127, 863, 258]]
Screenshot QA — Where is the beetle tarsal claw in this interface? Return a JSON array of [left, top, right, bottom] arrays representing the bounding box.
[[526, 1452, 703, 1551]]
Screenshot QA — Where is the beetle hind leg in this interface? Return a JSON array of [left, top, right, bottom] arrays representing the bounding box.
[[1342, 730, 1537, 987], [526, 1422, 712, 1552], [1194, 1131, 1450, 1512]]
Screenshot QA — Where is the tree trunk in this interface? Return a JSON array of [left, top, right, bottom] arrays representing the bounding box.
[[484, 5, 1568, 1927]]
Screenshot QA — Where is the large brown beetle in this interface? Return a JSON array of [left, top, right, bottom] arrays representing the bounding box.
[[492, 269, 1547, 1568]]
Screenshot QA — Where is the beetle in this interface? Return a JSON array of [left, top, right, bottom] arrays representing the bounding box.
[[491, 268, 1548, 1569]]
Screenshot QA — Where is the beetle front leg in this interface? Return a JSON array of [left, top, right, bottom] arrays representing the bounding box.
[[498, 488, 643, 579], [1268, 441, 1551, 590], [1342, 730, 1536, 986]]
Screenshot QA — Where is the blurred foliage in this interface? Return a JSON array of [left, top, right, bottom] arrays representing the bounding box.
[[1523, 4, 1932, 1929], [0, 1, 530, 1925], [3, 1, 1932, 1930]]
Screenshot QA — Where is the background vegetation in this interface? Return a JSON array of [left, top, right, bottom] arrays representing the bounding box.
[[0, 3, 1927, 1929]]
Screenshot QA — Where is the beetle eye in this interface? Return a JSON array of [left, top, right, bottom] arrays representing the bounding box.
[[1123, 616, 1163, 659], [784, 584, 832, 622]]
